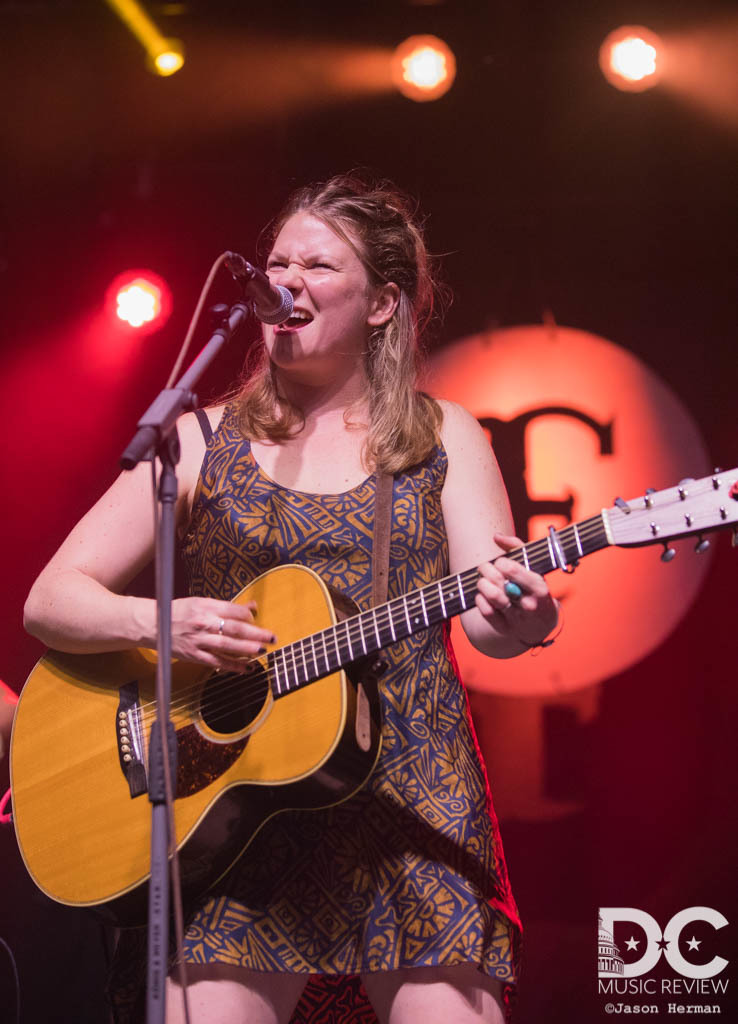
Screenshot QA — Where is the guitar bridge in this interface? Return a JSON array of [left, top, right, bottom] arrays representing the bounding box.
[[116, 682, 147, 798]]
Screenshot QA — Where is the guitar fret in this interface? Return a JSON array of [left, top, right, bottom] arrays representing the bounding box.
[[290, 644, 299, 687], [573, 522, 584, 558], [419, 587, 429, 626], [279, 647, 289, 694], [272, 512, 617, 699], [546, 532, 556, 571], [560, 527, 580, 568], [438, 581, 447, 618], [402, 594, 412, 634], [388, 604, 397, 642], [372, 607, 382, 648]]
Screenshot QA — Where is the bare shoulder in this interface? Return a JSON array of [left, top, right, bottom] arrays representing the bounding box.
[[177, 403, 227, 501], [437, 398, 496, 468]]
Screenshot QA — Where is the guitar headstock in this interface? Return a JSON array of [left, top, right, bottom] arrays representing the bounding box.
[[606, 468, 738, 550]]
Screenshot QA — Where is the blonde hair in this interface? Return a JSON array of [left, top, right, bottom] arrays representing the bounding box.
[[236, 173, 444, 474]]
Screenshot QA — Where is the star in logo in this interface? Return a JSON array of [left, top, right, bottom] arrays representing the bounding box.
[[657, 937, 670, 951], [686, 936, 702, 951], [625, 937, 640, 951]]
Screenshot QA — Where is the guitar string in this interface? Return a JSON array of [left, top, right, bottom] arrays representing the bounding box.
[[135, 517, 609, 726], [131, 517, 610, 731], [132, 481, 738, 729], [134, 518, 608, 731]]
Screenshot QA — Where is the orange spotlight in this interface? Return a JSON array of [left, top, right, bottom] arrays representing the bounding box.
[[600, 25, 664, 92], [106, 270, 172, 333], [391, 35, 456, 102]]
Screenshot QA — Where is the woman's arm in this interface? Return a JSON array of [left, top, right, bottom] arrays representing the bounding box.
[[439, 399, 559, 659], [24, 410, 275, 672]]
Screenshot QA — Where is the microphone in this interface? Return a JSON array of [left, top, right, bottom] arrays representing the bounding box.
[[224, 252, 294, 325]]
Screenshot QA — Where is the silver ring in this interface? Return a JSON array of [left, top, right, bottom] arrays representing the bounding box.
[[217, 618, 225, 635]]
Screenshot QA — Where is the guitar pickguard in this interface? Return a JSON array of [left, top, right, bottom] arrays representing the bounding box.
[[176, 725, 249, 798]]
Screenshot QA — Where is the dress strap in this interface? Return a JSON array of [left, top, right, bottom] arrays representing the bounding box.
[[371, 472, 394, 607], [193, 408, 213, 444]]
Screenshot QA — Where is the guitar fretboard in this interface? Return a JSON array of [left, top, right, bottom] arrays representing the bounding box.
[[267, 513, 610, 698]]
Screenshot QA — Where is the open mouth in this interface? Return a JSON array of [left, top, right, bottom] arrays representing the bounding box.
[[279, 311, 313, 330]]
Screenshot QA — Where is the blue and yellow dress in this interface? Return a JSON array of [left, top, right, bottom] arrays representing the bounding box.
[[111, 402, 522, 1021]]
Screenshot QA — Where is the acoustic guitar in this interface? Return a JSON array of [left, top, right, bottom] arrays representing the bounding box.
[[10, 468, 738, 923]]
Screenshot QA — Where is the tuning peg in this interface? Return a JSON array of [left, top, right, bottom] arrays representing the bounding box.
[[644, 488, 655, 508], [661, 544, 676, 562], [614, 496, 631, 514], [694, 536, 710, 554]]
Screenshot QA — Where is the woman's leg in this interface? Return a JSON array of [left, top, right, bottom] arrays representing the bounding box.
[[165, 964, 308, 1024], [361, 964, 506, 1024]]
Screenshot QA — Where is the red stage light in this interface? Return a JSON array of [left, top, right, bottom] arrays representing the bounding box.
[[600, 25, 664, 92], [106, 269, 172, 332]]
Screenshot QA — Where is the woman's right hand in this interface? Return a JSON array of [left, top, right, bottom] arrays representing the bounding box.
[[169, 597, 277, 673]]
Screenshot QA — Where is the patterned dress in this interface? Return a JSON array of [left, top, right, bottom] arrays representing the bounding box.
[[110, 402, 522, 1022]]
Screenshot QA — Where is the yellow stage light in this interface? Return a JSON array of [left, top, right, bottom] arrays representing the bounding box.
[[151, 40, 185, 77], [104, 0, 185, 76], [599, 25, 664, 92], [392, 35, 456, 102]]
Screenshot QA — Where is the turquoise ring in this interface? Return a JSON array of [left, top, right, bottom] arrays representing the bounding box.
[[503, 580, 523, 602]]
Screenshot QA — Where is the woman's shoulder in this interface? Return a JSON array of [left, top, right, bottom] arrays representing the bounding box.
[[179, 403, 229, 443], [436, 398, 489, 455], [176, 403, 231, 490]]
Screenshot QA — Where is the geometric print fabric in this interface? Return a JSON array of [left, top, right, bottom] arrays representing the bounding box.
[[110, 404, 522, 1023]]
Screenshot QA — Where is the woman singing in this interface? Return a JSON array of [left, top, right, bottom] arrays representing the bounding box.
[[24, 173, 559, 1023]]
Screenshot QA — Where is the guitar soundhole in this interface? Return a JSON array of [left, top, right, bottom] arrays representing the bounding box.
[[199, 662, 270, 736]]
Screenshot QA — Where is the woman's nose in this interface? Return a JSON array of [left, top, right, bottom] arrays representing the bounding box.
[[271, 261, 303, 292]]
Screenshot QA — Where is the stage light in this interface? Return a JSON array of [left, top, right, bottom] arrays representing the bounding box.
[[106, 270, 172, 333], [104, 0, 185, 76], [599, 26, 664, 92], [151, 40, 185, 77], [391, 35, 456, 102]]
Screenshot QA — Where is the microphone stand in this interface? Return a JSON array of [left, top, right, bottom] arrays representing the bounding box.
[[120, 299, 250, 1024]]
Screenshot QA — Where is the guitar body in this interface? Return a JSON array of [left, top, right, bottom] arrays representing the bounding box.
[[11, 564, 382, 924], [11, 465, 738, 924]]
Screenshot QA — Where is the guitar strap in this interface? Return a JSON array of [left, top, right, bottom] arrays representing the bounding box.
[[372, 471, 394, 607]]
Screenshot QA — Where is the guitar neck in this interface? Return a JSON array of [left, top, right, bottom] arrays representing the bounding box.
[[268, 512, 611, 698]]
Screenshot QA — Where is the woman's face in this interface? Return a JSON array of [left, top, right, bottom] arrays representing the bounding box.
[[263, 211, 393, 384]]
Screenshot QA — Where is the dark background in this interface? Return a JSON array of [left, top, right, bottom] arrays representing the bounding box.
[[0, 1, 735, 1021]]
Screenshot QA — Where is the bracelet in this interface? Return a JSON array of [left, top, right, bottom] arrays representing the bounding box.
[[518, 636, 556, 651], [517, 602, 563, 653]]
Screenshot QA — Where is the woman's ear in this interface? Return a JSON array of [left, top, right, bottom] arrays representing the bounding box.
[[367, 282, 401, 327]]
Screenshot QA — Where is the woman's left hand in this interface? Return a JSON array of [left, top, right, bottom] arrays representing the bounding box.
[[475, 533, 560, 649]]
